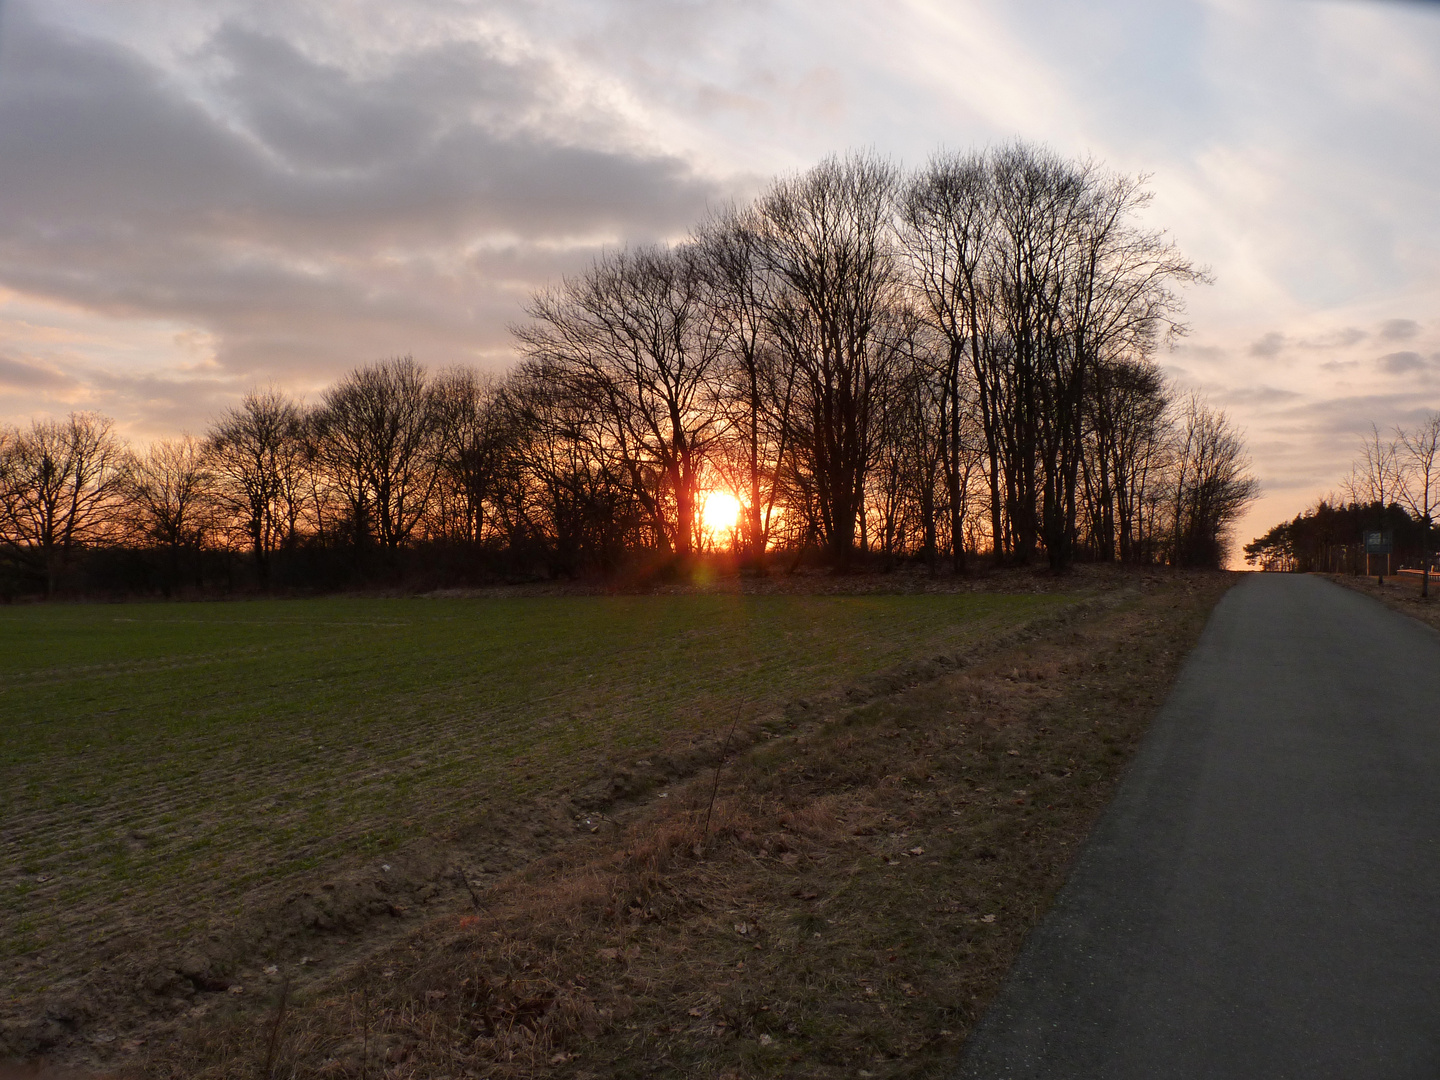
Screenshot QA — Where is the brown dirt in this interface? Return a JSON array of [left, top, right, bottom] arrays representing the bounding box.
[[41, 566, 1238, 1080]]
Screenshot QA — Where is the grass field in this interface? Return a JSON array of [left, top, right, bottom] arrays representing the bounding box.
[[0, 590, 1067, 1000], [129, 570, 1234, 1080]]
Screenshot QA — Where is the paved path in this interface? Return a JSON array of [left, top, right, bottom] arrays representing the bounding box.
[[958, 574, 1440, 1079]]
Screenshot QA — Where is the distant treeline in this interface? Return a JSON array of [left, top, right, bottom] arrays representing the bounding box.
[[1246, 416, 1440, 578], [1, 145, 1260, 599], [1244, 500, 1422, 573]]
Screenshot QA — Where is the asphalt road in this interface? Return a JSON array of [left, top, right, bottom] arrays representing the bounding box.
[[958, 574, 1440, 1079]]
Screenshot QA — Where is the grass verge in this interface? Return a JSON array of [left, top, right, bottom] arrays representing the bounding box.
[[134, 569, 1234, 1080]]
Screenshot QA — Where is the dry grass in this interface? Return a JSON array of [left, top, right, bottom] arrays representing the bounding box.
[[1, 588, 1065, 1065], [124, 568, 1235, 1080]]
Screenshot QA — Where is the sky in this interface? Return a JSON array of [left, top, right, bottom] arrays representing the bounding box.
[[1, 0, 1438, 556]]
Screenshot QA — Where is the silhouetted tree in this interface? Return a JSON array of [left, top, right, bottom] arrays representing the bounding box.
[[1167, 394, 1258, 567], [208, 389, 308, 583], [1396, 411, 1440, 597], [754, 152, 902, 563], [126, 434, 216, 592], [0, 412, 129, 594], [693, 209, 798, 563], [315, 356, 450, 552]]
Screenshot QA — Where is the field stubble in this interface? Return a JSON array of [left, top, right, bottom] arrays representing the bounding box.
[[1, 577, 1087, 1064], [119, 566, 1235, 1080]]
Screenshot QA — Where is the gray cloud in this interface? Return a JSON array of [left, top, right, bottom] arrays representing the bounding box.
[[0, 354, 77, 392], [1269, 392, 1439, 438], [1220, 384, 1303, 406], [1300, 327, 1366, 349], [1249, 331, 1287, 357], [0, 3, 728, 402], [1380, 318, 1421, 341], [1377, 350, 1431, 375]]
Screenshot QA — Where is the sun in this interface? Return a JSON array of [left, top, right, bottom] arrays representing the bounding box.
[[699, 490, 742, 534]]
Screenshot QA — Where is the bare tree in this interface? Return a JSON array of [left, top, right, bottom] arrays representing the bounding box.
[[0, 412, 130, 594], [900, 150, 997, 570], [754, 152, 902, 563], [493, 358, 643, 575], [1081, 358, 1171, 562], [0, 144, 1233, 595], [316, 356, 450, 552], [127, 434, 216, 590], [208, 389, 308, 582], [516, 245, 726, 559], [1344, 423, 1404, 581], [693, 209, 799, 563], [432, 368, 506, 545], [1397, 412, 1440, 598], [1167, 394, 1259, 567], [1346, 423, 1402, 508]]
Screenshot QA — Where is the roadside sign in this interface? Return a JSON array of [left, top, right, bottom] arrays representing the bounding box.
[[1365, 531, 1393, 554]]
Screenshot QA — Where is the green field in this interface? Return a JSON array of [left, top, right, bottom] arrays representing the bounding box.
[[0, 591, 1067, 980]]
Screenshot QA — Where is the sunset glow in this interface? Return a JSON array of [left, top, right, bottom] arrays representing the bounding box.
[[700, 490, 742, 536], [1, 0, 1439, 558]]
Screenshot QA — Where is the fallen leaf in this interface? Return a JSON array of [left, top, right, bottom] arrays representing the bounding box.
[[759, 1034, 774, 1047], [908, 846, 924, 856], [425, 990, 447, 1002], [263, 965, 278, 976], [227, 985, 244, 996], [981, 914, 997, 924]]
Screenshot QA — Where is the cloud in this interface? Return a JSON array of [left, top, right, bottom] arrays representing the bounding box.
[[1300, 326, 1366, 349], [0, 354, 77, 392], [1379, 317, 1421, 341], [1377, 350, 1431, 375], [1220, 385, 1303, 407], [0, 3, 728, 405], [1172, 343, 1227, 363], [1249, 331, 1287, 357]]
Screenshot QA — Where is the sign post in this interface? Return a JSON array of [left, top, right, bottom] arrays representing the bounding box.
[[1365, 530, 1394, 585]]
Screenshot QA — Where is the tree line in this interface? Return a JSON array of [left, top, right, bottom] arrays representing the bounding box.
[[1246, 414, 1440, 593], [0, 145, 1259, 598]]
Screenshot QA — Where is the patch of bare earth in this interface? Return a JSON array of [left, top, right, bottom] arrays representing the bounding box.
[[78, 568, 1233, 1080]]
